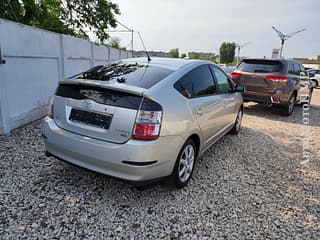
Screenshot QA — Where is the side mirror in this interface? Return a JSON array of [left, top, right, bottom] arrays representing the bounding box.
[[235, 84, 245, 92]]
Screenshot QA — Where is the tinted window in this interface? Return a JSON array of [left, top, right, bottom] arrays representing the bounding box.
[[174, 65, 216, 98], [211, 66, 230, 93], [238, 59, 282, 73], [74, 62, 173, 89], [293, 64, 301, 75], [174, 74, 193, 98], [288, 63, 295, 74]]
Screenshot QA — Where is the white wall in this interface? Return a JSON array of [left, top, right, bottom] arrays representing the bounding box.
[[0, 19, 133, 134]]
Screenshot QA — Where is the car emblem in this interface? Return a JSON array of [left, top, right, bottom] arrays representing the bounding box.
[[83, 99, 94, 108]]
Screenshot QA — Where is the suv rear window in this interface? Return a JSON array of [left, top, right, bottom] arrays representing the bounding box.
[[73, 62, 173, 89], [238, 59, 282, 73]]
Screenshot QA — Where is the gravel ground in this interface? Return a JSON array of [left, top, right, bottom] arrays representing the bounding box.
[[1, 89, 319, 239]]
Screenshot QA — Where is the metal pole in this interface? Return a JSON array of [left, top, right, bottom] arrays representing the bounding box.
[[131, 30, 134, 56], [279, 39, 284, 58]]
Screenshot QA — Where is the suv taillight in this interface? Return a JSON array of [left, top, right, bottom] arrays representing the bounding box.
[[266, 74, 288, 82], [231, 71, 241, 78], [132, 98, 162, 140], [48, 96, 54, 119]]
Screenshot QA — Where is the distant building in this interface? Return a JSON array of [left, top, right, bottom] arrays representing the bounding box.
[[133, 51, 169, 58], [271, 49, 280, 59], [293, 55, 320, 69], [188, 52, 215, 60]]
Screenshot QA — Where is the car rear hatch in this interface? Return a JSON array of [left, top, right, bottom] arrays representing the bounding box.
[[53, 81, 144, 144], [232, 59, 287, 94]]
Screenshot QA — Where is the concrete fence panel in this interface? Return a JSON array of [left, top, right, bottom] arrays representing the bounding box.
[[0, 18, 133, 134]]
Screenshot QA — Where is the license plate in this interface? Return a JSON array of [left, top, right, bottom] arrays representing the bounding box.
[[69, 109, 112, 129]]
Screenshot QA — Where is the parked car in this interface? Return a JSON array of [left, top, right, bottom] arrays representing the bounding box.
[[43, 58, 244, 188], [230, 58, 313, 116], [221, 66, 236, 76], [307, 69, 320, 88]]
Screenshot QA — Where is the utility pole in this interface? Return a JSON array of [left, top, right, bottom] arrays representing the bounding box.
[[272, 26, 306, 58], [106, 21, 134, 55], [236, 42, 249, 65]]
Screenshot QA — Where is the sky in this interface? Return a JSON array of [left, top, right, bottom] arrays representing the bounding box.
[[110, 0, 320, 58]]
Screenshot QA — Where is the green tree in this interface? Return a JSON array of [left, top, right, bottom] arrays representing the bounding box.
[[169, 48, 179, 58], [180, 53, 187, 59], [108, 37, 121, 49], [190, 52, 200, 59], [219, 42, 236, 64], [0, 0, 120, 43]]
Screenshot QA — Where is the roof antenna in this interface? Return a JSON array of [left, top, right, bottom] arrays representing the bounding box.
[[137, 31, 151, 62]]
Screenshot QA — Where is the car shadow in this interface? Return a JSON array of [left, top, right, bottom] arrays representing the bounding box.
[[243, 102, 320, 127]]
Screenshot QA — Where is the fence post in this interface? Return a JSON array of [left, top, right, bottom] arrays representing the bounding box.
[[90, 42, 95, 67], [59, 34, 66, 80], [0, 43, 11, 134], [107, 46, 111, 63]]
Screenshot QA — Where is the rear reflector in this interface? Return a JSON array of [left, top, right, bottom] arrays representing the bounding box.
[[271, 96, 280, 103], [48, 96, 54, 119], [132, 98, 162, 140], [266, 74, 288, 82], [231, 71, 241, 78]]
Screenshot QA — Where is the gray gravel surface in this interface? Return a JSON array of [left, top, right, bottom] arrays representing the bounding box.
[[1, 89, 320, 239]]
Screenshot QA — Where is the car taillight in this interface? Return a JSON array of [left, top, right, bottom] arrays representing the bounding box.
[[231, 71, 241, 78], [132, 98, 162, 140], [266, 74, 288, 82], [48, 96, 54, 119]]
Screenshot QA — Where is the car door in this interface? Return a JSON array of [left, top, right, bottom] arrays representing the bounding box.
[[178, 65, 226, 147], [211, 65, 238, 127]]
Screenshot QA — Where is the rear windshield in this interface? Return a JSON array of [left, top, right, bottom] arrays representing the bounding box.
[[73, 62, 173, 89], [237, 60, 282, 73], [56, 84, 142, 110]]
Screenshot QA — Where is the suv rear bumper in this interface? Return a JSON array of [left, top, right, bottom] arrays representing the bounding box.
[[42, 117, 183, 181], [243, 91, 291, 104]]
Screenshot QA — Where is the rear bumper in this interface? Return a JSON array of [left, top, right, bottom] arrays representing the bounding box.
[[42, 117, 184, 181], [243, 90, 291, 104]]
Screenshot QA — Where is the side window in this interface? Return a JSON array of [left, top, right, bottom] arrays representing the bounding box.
[[288, 63, 295, 74], [211, 66, 230, 94], [174, 74, 192, 98], [293, 64, 301, 75], [174, 65, 217, 98]]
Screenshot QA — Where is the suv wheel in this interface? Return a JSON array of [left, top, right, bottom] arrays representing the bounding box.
[[282, 93, 296, 116], [311, 80, 318, 88], [171, 139, 197, 188], [229, 107, 243, 134]]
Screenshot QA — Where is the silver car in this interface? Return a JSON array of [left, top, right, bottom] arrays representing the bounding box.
[[43, 58, 244, 188]]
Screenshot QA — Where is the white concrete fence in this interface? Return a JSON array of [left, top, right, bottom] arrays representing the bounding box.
[[0, 19, 132, 134]]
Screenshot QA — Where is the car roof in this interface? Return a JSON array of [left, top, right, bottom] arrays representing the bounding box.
[[120, 57, 209, 71]]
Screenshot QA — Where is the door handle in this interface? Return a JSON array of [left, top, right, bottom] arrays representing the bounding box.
[[196, 109, 204, 117]]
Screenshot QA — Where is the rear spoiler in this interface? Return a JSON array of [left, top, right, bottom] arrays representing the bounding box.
[[59, 79, 145, 97]]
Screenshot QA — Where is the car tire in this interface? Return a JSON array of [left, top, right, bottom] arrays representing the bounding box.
[[311, 80, 318, 88], [282, 93, 296, 116], [229, 107, 243, 135], [171, 139, 197, 188]]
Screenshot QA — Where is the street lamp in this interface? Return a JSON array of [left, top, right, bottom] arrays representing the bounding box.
[[272, 26, 306, 58]]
